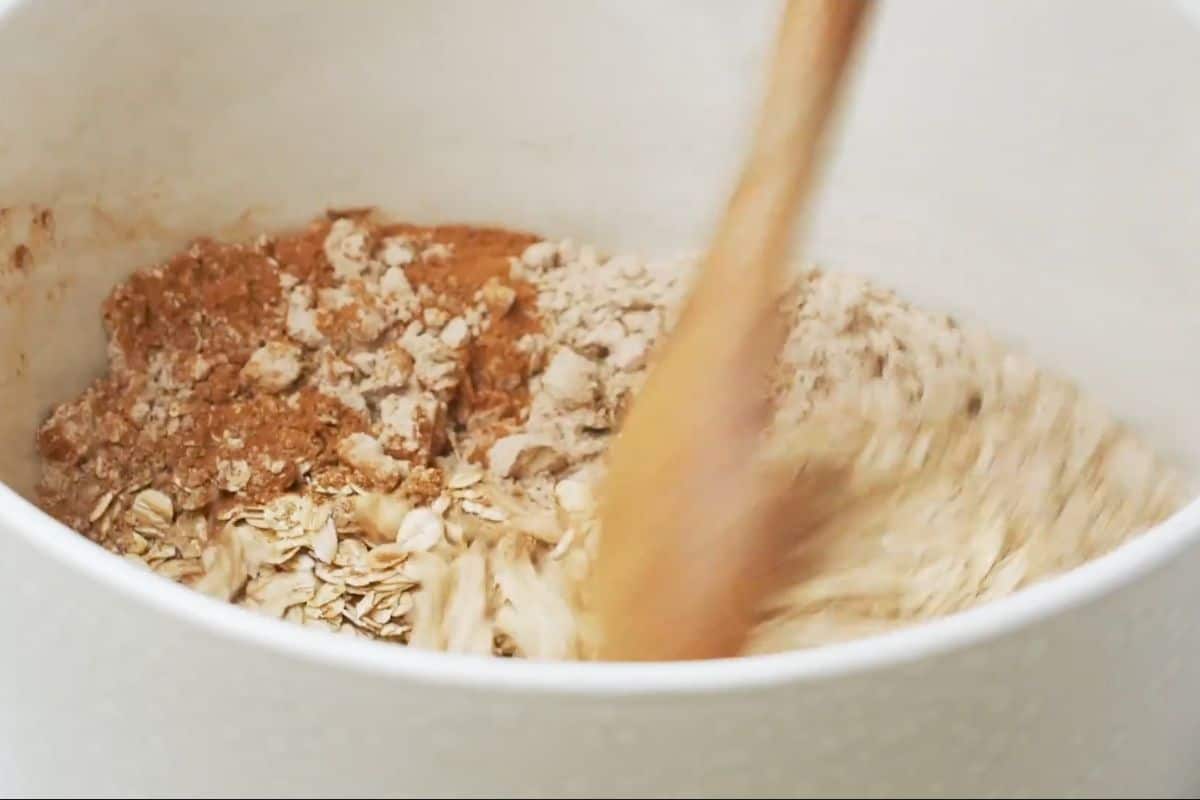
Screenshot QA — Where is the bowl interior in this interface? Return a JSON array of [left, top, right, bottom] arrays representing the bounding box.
[[2, 0, 1198, 545]]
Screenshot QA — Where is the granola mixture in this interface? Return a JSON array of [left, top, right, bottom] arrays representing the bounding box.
[[35, 213, 1185, 659]]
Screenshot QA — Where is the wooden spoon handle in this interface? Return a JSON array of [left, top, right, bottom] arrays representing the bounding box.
[[590, 0, 873, 662], [699, 0, 872, 308]]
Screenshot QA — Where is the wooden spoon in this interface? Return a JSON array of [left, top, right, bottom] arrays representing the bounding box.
[[590, 0, 874, 661]]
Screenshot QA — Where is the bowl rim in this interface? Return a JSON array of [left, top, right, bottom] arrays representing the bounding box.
[[3, 482, 1198, 695]]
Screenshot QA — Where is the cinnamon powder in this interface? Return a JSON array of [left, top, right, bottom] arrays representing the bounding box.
[[38, 213, 542, 547]]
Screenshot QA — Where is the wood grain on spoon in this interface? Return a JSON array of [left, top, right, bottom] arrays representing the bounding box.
[[590, 0, 874, 661]]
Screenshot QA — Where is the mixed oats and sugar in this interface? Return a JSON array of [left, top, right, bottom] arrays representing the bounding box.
[[35, 212, 1185, 658]]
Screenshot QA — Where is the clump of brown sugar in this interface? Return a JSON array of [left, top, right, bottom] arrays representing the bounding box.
[[35, 212, 1186, 659]]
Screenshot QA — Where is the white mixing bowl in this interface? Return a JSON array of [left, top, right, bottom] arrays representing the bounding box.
[[2, 0, 1198, 795]]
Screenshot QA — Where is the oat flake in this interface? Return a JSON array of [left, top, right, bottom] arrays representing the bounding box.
[[35, 213, 1186, 660]]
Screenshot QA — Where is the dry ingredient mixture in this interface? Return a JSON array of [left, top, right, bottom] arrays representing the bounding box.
[[36, 212, 1185, 658]]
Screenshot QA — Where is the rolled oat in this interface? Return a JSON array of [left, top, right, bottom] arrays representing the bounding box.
[[35, 211, 1186, 660]]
